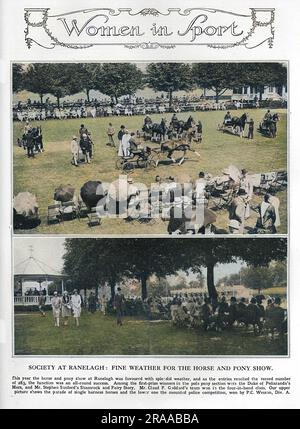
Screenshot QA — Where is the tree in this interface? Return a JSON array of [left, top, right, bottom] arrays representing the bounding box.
[[13, 64, 25, 93], [240, 266, 273, 292], [240, 62, 287, 101], [63, 239, 127, 301], [146, 63, 194, 107], [180, 238, 287, 299], [71, 64, 102, 102], [63, 238, 287, 302], [22, 64, 54, 104], [47, 63, 78, 107], [191, 63, 246, 103], [95, 63, 144, 103]]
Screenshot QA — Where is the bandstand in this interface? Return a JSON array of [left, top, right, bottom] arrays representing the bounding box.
[[14, 252, 68, 306]]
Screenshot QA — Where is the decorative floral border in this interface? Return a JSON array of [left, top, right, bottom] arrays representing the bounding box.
[[24, 7, 275, 50]]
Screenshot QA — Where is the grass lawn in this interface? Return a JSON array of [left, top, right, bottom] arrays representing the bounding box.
[[13, 109, 287, 234], [14, 311, 287, 356]]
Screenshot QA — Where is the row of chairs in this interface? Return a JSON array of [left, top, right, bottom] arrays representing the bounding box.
[[47, 201, 101, 227]]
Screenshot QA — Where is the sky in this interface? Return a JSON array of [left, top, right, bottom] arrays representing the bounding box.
[[14, 238, 244, 281]]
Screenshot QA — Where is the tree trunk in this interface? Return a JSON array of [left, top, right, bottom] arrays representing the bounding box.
[[215, 88, 219, 104], [56, 96, 60, 108], [207, 262, 218, 299], [140, 272, 148, 301], [169, 89, 173, 109], [39, 93, 44, 105], [109, 278, 116, 302], [259, 85, 264, 102], [86, 88, 90, 103]]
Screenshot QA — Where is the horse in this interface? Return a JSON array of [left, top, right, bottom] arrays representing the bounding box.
[[151, 119, 168, 142]]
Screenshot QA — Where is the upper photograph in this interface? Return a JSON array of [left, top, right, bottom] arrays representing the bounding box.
[[12, 62, 288, 235]]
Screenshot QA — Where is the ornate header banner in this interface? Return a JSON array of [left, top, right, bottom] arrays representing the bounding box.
[[24, 7, 275, 50]]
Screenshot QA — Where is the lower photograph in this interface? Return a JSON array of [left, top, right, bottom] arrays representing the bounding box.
[[13, 237, 288, 356]]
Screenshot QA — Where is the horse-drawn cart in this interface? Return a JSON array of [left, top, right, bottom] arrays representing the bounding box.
[[115, 147, 157, 171]]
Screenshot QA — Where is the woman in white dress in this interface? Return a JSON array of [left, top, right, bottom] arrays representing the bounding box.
[[71, 289, 82, 327], [51, 291, 62, 327], [61, 291, 72, 326]]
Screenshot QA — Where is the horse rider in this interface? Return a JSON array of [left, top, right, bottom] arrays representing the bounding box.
[[24, 120, 32, 134], [128, 132, 144, 156], [144, 115, 152, 126], [79, 123, 88, 138], [170, 113, 178, 124], [264, 109, 272, 121], [223, 111, 232, 125]]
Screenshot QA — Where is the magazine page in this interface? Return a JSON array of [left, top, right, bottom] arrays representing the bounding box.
[[0, 0, 299, 411]]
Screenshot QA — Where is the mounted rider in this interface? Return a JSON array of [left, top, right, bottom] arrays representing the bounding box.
[[223, 111, 232, 125]]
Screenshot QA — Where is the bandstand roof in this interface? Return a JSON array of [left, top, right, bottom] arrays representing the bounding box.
[[14, 255, 67, 281]]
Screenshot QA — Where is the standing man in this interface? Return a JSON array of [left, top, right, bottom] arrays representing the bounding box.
[[88, 291, 98, 314], [87, 132, 94, 159], [114, 287, 125, 326], [80, 134, 91, 164], [247, 118, 254, 139], [51, 291, 61, 327], [228, 189, 247, 234], [117, 125, 126, 156], [255, 193, 277, 233], [240, 169, 253, 219], [71, 136, 79, 167], [106, 123, 116, 147]]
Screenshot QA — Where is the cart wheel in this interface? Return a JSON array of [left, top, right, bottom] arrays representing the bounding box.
[[122, 161, 132, 171], [145, 159, 156, 171], [115, 158, 123, 170], [150, 152, 160, 166]]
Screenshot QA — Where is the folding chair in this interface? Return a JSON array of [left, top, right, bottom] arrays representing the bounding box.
[[47, 203, 61, 224], [78, 201, 89, 218], [269, 170, 288, 192], [60, 201, 77, 222], [87, 207, 101, 227]]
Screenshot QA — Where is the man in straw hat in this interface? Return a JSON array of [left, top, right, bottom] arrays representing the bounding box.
[[71, 135, 79, 167]]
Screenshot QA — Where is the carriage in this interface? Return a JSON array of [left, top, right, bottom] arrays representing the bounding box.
[[115, 146, 157, 171], [217, 117, 243, 136], [258, 114, 279, 138]]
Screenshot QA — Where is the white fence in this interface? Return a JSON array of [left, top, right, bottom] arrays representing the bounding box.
[[14, 295, 51, 306]]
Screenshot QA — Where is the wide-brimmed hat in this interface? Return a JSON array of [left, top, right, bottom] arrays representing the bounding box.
[[228, 219, 240, 230]]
